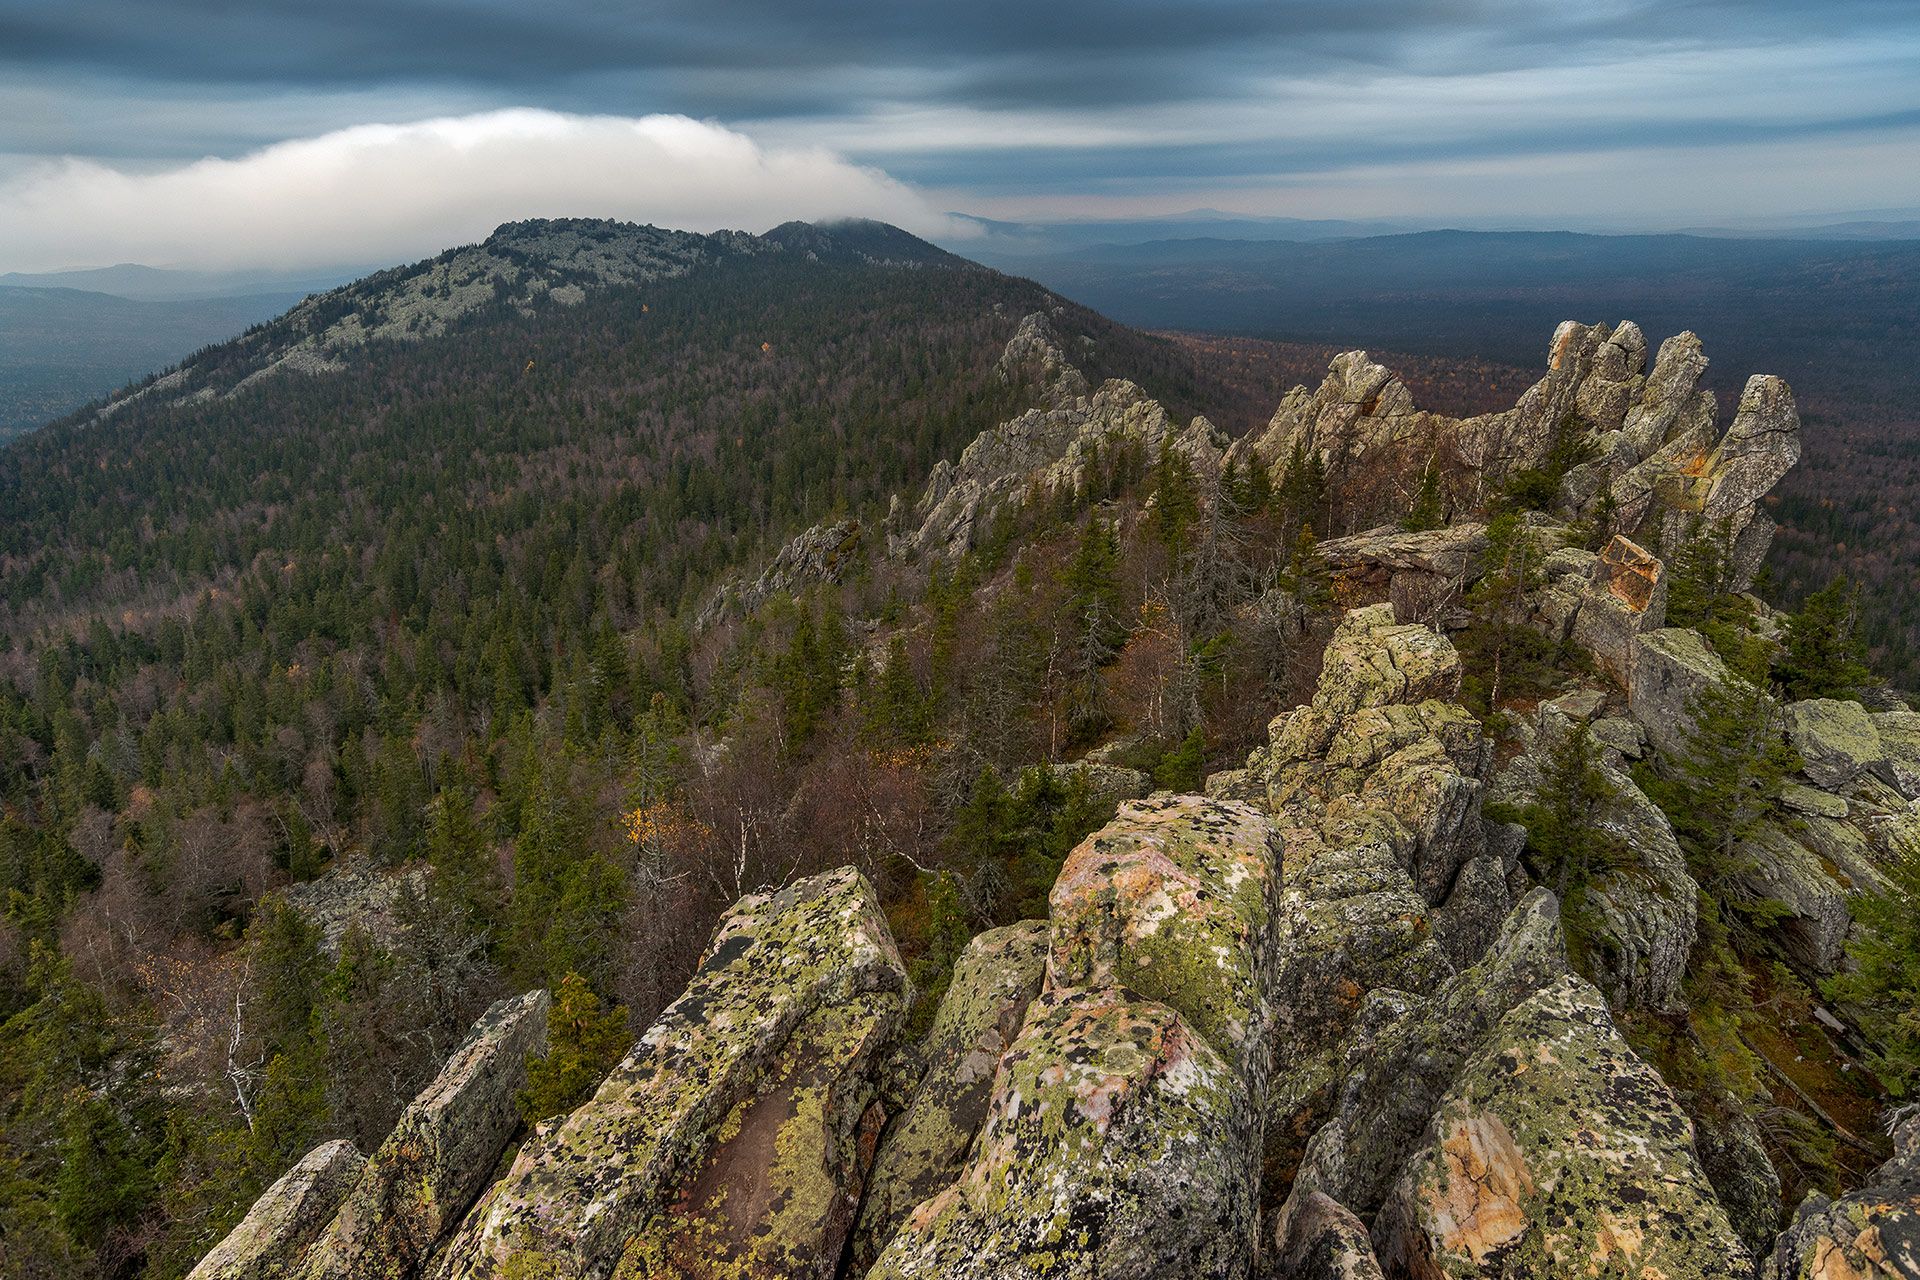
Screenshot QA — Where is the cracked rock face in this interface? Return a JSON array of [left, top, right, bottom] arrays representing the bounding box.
[[867, 987, 1259, 1280], [851, 921, 1049, 1272], [1372, 974, 1750, 1280], [430, 866, 908, 1280], [1763, 1109, 1920, 1280]]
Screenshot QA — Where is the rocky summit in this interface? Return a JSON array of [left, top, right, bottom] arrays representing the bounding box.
[[54, 303, 1920, 1279]]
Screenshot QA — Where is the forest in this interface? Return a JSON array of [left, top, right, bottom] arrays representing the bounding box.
[[0, 228, 1914, 1278]]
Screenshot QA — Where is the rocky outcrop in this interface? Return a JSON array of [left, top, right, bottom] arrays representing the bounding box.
[[1046, 759, 1153, 810], [302, 989, 551, 1280], [1569, 535, 1667, 683], [1492, 706, 1699, 1012], [894, 313, 1224, 558], [698, 518, 863, 629], [1787, 697, 1891, 793], [431, 866, 908, 1280], [872, 797, 1283, 1279], [283, 858, 430, 954], [851, 921, 1048, 1271], [1317, 524, 1486, 626], [1285, 890, 1569, 1221], [1629, 626, 1735, 757], [867, 987, 1259, 1280], [1372, 974, 1751, 1279], [1763, 1106, 1920, 1279], [1048, 796, 1281, 1089], [186, 1141, 366, 1280]]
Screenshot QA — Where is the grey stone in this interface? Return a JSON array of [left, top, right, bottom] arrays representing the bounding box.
[[186, 1141, 366, 1280]]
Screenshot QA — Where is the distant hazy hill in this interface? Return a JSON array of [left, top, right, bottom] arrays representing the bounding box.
[[0, 285, 308, 437]]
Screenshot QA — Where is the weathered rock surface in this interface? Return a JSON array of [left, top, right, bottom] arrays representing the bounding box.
[[698, 517, 862, 629], [1048, 796, 1281, 1089], [1046, 759, 1153, 810], [1788, 697, 1890, 793], [1629, 626, 1736, 757], [186, 1141, 366, 1280], [1763, 1107, 1920, 1279], [851, 921, 1048, 1271], [283, 858, 430, 955], [867, 987, 1259, 1280], [1267, 1191, 1386, 1280], [431, 866, 907, 1280], [1492, 707, 1699, 1012], [1286, 889, 1569, 1220], [1570, 535, 1667, 683], [1372, 974, 1751, 1279], [302, 988, 551, 1280]]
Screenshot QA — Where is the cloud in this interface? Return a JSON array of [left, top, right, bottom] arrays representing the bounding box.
[[0, 109, 970, 272]]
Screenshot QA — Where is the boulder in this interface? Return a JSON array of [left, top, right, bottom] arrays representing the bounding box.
[[1872, 709, 1920, 797], [1372, 975, 1751, 1279], [1629, 627, 1736, 757], [303, 989, 551, 1280], [186, 1140, 366, 1280], [1787, 698, 1889, 793], [851, 921, 1048, 1271], [1048, 796, 1281, 1090], [1763, 1107, 1920, 1279], [1267, 1191, 1386, 1280], [867, 987, 1259, 1280], [431, 866, 908, 1280]]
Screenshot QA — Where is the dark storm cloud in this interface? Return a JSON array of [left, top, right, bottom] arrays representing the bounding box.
[[1, 0, 1917, 260]]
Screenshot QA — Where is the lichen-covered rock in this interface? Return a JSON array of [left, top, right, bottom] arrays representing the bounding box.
[[304, 989, 551, 1280], [1287, 890, 1568, 1219], [1629, 626, 1736, 757], [1049, 796, 1281, 1089], [431, 866, 907, 1280], [851, 921, 1048, 1271], [187, 1141, 366, 1280], [1872, 709, 1920, 797], [1312, 605, 1462, 719], [1787, 698, 1889, 793], [867, 987, 1258, 1280], [1372, 974, 1750, 1279], [1763, 1107, 1920, 1279], [1267, 1191, 1385, 1280]]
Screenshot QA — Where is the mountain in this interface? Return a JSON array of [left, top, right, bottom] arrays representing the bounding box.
[[2, 220, 1916, 1279]]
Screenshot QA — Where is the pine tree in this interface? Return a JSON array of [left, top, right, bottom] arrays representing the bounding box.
[[1825, 846, 1920, 1097], [517, 972, 630, 1124], [1279, 524, 1333, 617], [1147, 442, 1200, 560], [1515, 718, 1622, 900], [1153, 726, 1207, 792], [1665, 519, 1730, 631], [1776, 576, 1871, 701], [1403, 463, 1445, 532]]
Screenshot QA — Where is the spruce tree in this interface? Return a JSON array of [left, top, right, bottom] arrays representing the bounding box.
[[1825, 846, 1920, 1097], [1776, 576, 1871, 701], [517, 972, 630, 1124]]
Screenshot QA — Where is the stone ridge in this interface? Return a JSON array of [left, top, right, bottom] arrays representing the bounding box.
[[429, 864, 907, 1280]]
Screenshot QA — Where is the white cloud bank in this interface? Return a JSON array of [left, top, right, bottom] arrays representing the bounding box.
[[0, 109, 970, 273]]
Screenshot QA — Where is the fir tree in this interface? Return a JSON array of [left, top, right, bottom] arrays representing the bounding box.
[[1403, 463, 1445, 532]]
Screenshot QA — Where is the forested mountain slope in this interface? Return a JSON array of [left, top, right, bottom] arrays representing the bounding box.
[[2, 222, 1916, 1280]]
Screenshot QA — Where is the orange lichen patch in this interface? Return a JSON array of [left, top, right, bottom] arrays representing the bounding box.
[[1677, 446, 1715, 478], [1598, 535, 1663, 613], [1429, 1111, 1535, 1263]]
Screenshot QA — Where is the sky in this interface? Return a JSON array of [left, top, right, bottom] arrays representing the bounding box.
[[3, 0, 1919, 272]]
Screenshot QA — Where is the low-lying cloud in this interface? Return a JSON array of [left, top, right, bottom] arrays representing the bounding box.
[[0, 109, 970, 273]]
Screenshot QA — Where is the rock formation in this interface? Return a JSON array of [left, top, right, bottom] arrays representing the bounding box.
[[186, 1141, 367, 1280]]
